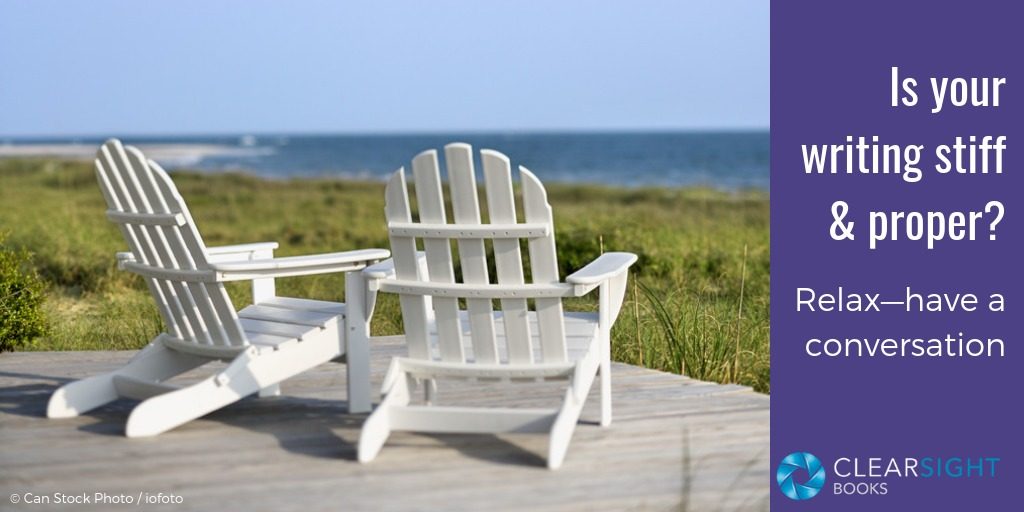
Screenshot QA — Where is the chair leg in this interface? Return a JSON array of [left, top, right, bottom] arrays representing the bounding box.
[[357, 406, 392, 463], [252, 258, 282, 401], [125, 372, 256, 437], [345, 272, 372, 414], [548, 389, 586, 470], [47, 341, 205, 419], [600, 355, 612, 427], [47, 373, 119, 419], [599, 283, 613, 427], [549, 355, 602, 469], [125, 349, 263, 438], [358, 371, 412, 463]]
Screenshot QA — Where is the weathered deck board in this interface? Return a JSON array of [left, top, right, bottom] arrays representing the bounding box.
[[0, 337, 769, 511]]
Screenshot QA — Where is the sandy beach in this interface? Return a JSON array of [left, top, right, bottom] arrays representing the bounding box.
[[0, 143, 255, 167]]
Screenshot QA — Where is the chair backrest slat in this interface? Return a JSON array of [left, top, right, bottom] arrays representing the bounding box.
[[444, 144, 498, 364], [95, 139, 247, 348], [480, 150, 535, 364], [521, 168, 568, 363], [385, 169, 433, 360], [411, 150, 465, 363]]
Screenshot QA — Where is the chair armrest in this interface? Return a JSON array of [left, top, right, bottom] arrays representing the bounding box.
[[206, 241, 280, 256], [566, 252, 638, 286], [206, 242, 280, 264], [363, 258, 397, 280], [210, 248, 390, 281], [116, 251, 134, 270], [363, 252, 428, 281], [115, 242, 281, 269]]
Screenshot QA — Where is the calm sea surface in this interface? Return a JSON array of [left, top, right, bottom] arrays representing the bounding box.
[[10, 132, 768, 189]]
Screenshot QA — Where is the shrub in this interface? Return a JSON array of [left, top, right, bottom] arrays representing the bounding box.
[[0, 237, 48, 351], [556, 227, 603, 277]]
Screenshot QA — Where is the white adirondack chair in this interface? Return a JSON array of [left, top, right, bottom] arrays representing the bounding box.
[[46, 139, 389, 437], [357, 143, 636, 469]]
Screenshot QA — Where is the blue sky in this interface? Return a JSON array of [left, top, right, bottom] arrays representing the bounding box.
[[0, 1, 768, 136]]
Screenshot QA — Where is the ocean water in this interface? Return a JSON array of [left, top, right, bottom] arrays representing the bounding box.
[[13, 132, 769, 189]]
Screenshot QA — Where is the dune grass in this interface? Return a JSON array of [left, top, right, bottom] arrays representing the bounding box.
[[0, 158, 770, 392]]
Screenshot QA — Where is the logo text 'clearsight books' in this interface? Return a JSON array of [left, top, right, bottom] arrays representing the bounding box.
[[776, 452, 1000, 500]]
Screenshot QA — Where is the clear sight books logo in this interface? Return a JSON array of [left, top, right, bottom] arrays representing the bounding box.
[[776, 451, 1000, 500], [776, 452, 826, 500]]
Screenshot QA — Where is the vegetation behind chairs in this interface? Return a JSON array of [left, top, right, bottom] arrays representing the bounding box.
[[0, 233, 48, 351], [0, 158, 770, 392]]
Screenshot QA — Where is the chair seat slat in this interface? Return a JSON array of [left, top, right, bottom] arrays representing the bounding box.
[[387, 405, 558, 434], [238, 304, 338, 328], [257, 297, 346, 315], [238, 318, 316, 340]]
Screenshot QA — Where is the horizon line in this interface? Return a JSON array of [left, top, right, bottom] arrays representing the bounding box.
[[0, 126, 770, 140]]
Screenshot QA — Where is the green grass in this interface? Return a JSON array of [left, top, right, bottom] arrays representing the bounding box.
[[0, 158, 770, 392]]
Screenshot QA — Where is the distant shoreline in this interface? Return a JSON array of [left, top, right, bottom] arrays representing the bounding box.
[[0, 143, 255, 167]]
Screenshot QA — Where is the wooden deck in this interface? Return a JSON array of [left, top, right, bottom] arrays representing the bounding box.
[[0, 337, 769, 511]]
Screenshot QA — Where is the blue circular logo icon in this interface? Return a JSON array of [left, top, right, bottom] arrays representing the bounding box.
[[777, 452, 826, 500]]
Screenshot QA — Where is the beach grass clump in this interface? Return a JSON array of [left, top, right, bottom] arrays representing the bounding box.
[[0, 234, 49, 351], [0, 158, 770, 392]]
